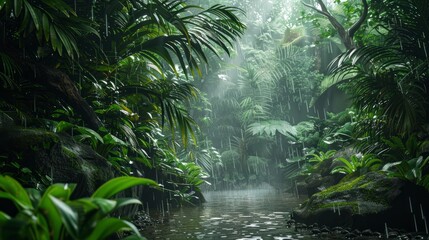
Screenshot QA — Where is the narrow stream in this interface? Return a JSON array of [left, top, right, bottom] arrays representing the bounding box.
[[141, 186, 316, 240]]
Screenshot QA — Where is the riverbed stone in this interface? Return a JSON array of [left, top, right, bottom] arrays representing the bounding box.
[[293, 171, 429, 232]]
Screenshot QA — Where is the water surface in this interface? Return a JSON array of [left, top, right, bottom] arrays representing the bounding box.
[[142, 186, 316, 240]]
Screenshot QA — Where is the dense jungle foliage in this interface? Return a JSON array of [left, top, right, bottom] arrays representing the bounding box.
[[1, 0, 429, 239]]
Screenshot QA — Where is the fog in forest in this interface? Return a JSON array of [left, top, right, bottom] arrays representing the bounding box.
[[1, 0, 429, 239]]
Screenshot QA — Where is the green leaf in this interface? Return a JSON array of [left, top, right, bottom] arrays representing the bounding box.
[[23, 1, 40, 30], [247, 120, 297, 137], [0, 175, 32, 209], [40, 0, 75, 17], [86, 218, 141, 240], [84, 198, 116, 215], [42, 183, 75, 200], [91, 176, 158, 199], [54, 121, 73, 132], [0, 211, 11, 220], [115, 198, 142, 209], [38, 184, 75, 239], [14, 0, 22, 16], [49, 196, 78, 238]]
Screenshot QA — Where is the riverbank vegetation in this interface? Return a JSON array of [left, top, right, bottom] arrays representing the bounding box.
[[1, 0, 429, 238]]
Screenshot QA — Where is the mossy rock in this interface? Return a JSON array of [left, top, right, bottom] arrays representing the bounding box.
[[293, 171, 429, 232], [0, 128, 116, 197], [302, 158, 344, 196]]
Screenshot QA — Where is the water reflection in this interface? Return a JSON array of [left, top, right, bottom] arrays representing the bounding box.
[[142, 186, 314, 240]]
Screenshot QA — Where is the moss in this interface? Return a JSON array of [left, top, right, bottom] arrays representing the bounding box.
[[62, 146, 78, 159], [315, 174, 366, 198], [5, 129, 60, 153], [308, 172, 392, 214]]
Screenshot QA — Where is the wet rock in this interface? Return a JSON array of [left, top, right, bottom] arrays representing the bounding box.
[[345, 232, 357, 239], [361, 229, 372, 236], [352, 229, 361, 236], [0, 128, 116, 197], [332, 226, 343, 232], [372, 231, 382, 238], [320, 226, 330, 233], [286, 219, 295, 227], [303, 158, 345, 196], [309, 223, 317, 228], [311, 228, 321, 234], [388, 231, 399, 238], [293, 172, 429, 232]]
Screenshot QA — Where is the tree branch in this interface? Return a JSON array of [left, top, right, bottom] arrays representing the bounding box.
[[302, 1, 330, 18], [348, 0, 368, 38], [302, 0, 365, 49], [34, 65, 102, 130]]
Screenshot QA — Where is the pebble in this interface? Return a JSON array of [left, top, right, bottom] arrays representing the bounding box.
[[345, 232, 357, 239], [361, 229, 372, 236], [311, 228, 321, 234]]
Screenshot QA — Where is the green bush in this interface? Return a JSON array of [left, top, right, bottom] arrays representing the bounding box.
[[0, 175, 158, 240], [331, 154, 381, 175]]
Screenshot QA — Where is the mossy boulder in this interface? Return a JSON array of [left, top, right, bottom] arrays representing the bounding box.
[[304, 158, 344, 195], [0, 128, 116, 197], [293, 171, 429, 232]]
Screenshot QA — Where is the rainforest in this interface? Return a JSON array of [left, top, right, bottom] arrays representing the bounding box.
[[1, 0, 429, 239]]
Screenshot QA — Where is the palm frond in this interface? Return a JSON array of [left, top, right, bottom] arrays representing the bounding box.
[[247, 120, 296, 138]]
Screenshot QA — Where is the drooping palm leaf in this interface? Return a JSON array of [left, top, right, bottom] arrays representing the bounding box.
[[247, 120, 296, 138]]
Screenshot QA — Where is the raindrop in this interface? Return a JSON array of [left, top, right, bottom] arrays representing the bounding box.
[[146, 202, 150, 215], [161, 200, 165, 217], [33, 96, 37, 112], [228, 137, 232, 150], [291, 79, 295, 92], [78, 69, 82, 94], [105, 12, 109, 37]]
